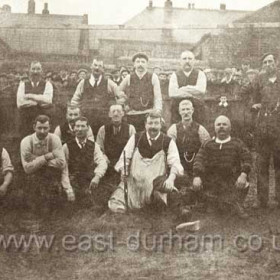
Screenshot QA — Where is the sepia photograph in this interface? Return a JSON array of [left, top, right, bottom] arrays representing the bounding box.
[[0, 0, 279, 279]]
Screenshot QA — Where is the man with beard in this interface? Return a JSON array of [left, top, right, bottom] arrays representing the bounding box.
[[54, 105, 94, 145], [71, 58, 120, 136], [109, 111, 184, 215], [169, 50, 206, 124], [61, 117, 108, 209], [17, 61, 54, 137], [192, 116, 252, 219], [119, 53, 162, 132], [96, 104, 136, 185], [248, 53, 280, 208], [20, 115, 69, 218]]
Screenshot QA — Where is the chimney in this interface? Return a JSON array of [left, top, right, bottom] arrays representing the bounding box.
[[188, 3, 191, 9], [164, 0, 172, 9], [147, 0, 153, 9], [42, 3, 49, 15], [191, 3, 195, 9], [220, 3, 226, 10], [2, 5, 11, 13], [82, 14, 88, 24], [28, 0, 35, 14]]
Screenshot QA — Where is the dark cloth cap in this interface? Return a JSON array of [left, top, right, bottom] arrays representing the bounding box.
[[261, 52, 277, 62], [132, 52, 149, 62]]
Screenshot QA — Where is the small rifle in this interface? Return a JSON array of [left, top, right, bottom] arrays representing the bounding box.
[[123, 151, 129, 211]]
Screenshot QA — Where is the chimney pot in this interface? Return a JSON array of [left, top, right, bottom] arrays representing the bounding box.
[[164, 0, 173, 9], [28, 0, 35, 14], [220, 3, 226, 10], [191, 3, 195, 9], [42, 2, 49, 15], [188, 3, 191, 9], [82, 14, 88, 24], [148, 0, 153, 9]]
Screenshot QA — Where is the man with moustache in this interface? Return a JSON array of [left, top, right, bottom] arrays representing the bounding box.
[[109, 111, 184, 215], [20, 115, 69, 217], [61, 117, 108, 208], [249, 53, 280, 208], [192, 116, 252, 219], [17, 61, 54, 137], [168, 100, 210, 211], [96, 104, 136, 185], [54, 105, 94, 145], [119, 53, 162, 132], [71, 58, 120, 136], [169, 50, 207, 124]]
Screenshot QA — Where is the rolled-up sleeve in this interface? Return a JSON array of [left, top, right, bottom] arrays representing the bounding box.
[[20, 137, 47, 174], [167, 139, 184, 176], [17, 81, 37, 108], [94, 143, 108, 178], [47, 135, 66, 170], [1, 148, 14, 175], [61, 144, 74, 195], [152, 73, 162, 111], [71, 79, 84, 106]]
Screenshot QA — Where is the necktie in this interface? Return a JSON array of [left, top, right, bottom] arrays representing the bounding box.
[[150, 138, 156, 147], [93, 79, 98, 88]]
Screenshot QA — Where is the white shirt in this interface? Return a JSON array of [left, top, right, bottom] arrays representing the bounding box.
[[17, 80, 53, 108], [168, 69, 206, 99], [115, 134, 184, 176]]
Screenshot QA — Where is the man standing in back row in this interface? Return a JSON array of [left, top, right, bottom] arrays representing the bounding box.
[[169, 50, 207, 124], [71, 58, 121, 136], [119, 53, 162, 132]]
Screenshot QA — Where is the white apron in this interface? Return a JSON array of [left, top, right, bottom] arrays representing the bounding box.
[[109, 142, 167, 213]]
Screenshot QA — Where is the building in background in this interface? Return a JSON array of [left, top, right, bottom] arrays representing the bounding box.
[[0, 0, 279, 70]]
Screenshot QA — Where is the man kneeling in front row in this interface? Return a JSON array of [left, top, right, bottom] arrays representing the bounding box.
[[61, 117, 108, 210], [109, 111, 192, 221], [20, 115, 67, 218], [192, 115, 252, 219]]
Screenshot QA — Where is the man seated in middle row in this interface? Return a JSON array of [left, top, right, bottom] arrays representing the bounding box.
[[61, 117, 108, 210], [96, 104, 136, 186], [54, 104, 94, 145], [167, 99, 210, 207]]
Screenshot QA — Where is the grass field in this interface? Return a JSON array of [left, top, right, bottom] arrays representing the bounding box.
[[1, 154, 280, 280]]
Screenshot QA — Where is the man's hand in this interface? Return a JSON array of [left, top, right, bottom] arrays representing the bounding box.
[[192, 177, 203, 191], [252, 103, 262, 110], [178, 87, 193, 98], [163, 176, 178, 193], [120, 169, 129, 182], [67, 191, 75, 202], [0, 184, 7, 197], [44, 152, 54, 161], [236, 173, 247, 190], [90, 176, 100, 190]]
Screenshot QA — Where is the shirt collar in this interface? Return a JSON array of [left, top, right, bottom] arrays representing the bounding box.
[[215, 136, 231, 144], [68, 123, 74, 132], [75, 137, 87, 149], [146, 131, 161, 142], [32, 133, 48, 144], [183, 70, 193, 77], [89, 74, 102, 85], [135, 70, 147, 79]]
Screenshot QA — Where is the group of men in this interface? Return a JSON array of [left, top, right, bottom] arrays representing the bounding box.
[[0, 49, 278, 223]]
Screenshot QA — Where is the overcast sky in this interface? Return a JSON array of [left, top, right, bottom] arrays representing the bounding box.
[[0, 0, 276, 24]]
